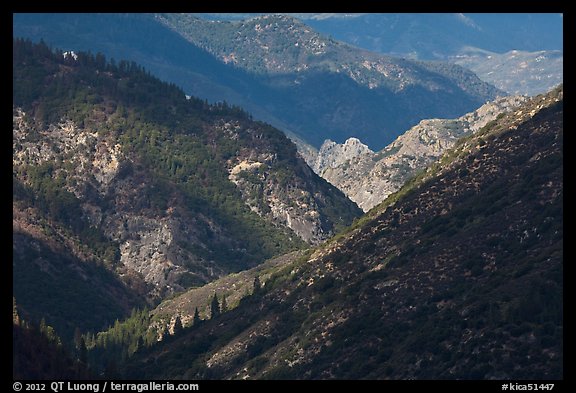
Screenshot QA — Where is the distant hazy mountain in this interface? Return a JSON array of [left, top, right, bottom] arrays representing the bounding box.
[[298, 13, 563, 96], [194, 13, 562, 55], [14, 13, 502, 151], [158, 13, 502, 149], [197, 13, 564, 96], [451, 48, 563, 96]]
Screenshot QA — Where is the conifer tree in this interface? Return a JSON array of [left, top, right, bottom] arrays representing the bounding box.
[[253, 276, 262, 295], [210, 293, 220, 319], [172, 315, 183, 335], [136, 336, 144, 353], [74, 327, 83, 350], [193, 307, 201, 326], [79, 337, 87, 364], [221, 294, 228, 313]]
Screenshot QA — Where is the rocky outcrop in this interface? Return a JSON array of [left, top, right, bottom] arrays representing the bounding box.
[[13, 109, 231, 300], [312, 95, 528, 212], [13, 107, 359, 300], [225, 120, 361, 244], [311, 138, 374, 174], [13, 109, 122, 196]]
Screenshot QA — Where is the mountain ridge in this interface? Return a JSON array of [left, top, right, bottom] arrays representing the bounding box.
[[12, 39, 361, 342], [451, 48, 563, 96], [14, 13, 502, 151], [299, 13, 563, 96], [313, 94, 528, 211], [121, 86, 563, 380], [156, 12, 503, 150], [301, 13, 562, 58]]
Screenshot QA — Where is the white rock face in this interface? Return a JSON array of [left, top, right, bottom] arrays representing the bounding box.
[[227, 154, 329, 244], [13, 109, 227, 300], [108, 214, 203, 299], [312, 138, 374, 174], [13, 109, 122, 196], [312, 95, 528, 212]]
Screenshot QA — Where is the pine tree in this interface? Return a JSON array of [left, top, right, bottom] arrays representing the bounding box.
[[210, 293, 220, 319], [78, 337, 87, 364], [221, 294, 228, 313], [85, 331, 95, 348], [38, 319, 62, 347], [136, 336, 144, 353], [253, 276, 262, 295], [40, 317, 47, 335], [172, 315, 183, 335], [193, 307, 201, 326]]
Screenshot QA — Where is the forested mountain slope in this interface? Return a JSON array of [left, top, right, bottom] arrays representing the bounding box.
[[14, 13, 502, 151], [12, 39, 361, 342], [124, 87, 563, 380]]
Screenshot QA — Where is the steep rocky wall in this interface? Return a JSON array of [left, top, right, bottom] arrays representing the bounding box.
[[312, 95, 527, 211]]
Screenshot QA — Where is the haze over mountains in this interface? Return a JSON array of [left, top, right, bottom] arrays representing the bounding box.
[[451, 47, 563, 96], [13, 13, 563, 380], [298, 13, 563, 96], [295, 13, 562, 57], [198, 13, 563, 96], [14, 13, 501, 151]]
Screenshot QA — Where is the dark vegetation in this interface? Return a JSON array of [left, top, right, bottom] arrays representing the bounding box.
[[12, 229, 141, 340], [13, 38, 562, 380], [122, 89, 563, 379], [13, 299, 91, 379], [12, 38, 360, 377], [14, 13, 501, 150]]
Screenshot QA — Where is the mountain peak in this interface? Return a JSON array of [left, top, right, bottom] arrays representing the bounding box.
[[343, 137, 369, 148], [312, 94, 529, 212], [313, 138, 374, 174]]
